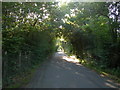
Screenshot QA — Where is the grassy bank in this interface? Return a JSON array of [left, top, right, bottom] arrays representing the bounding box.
[[80, 59, 120, 83], [6, 62, 42, 88], [6, 55, 53, 88]]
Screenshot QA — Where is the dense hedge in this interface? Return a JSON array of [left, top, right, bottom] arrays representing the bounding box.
[[2, 25, 56, 87], [2, 2, 59, 87], [2, 2, 120, 87], [61, 3, 120, 68]]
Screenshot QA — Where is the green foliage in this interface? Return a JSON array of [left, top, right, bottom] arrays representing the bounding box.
[[2, 2, 120, 87], [2, 25, 56, 87], [81, 59, 120, 83], [61, 2, 120, 68], [2, 2, 57, 87]]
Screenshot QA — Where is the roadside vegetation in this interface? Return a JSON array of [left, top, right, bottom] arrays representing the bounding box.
[[2, 2, 57, 87], [58, 2, 120, 83], [2, 1, 120, 87]]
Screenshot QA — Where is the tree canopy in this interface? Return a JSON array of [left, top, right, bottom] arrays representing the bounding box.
[[2, 1, 120, 87]]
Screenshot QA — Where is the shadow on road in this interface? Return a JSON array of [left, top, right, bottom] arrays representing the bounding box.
[[26, 51, 120, 88]]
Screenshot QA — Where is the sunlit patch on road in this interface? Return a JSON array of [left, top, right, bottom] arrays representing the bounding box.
[[105, 82, 116, 88], [62, 55, 79, 63], [58, 51, 64, 54]]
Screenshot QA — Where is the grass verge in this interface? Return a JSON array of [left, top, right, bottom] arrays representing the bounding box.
[[6, 63, 41, 88], [6, 54, 53, 88], [80, 59, 120, 83]]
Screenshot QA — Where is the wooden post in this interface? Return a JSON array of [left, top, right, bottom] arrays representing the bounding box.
[[19, 52, 21, 72], [25, 51, 28, 69], [3, 51, 7, 86], [28, 51, 31, 67]]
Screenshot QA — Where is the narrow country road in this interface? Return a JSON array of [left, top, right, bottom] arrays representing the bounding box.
[[25, 52, 120, 88]]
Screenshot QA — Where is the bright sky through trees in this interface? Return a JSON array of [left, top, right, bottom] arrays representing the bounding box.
[[56, 0, 71, 7], [2, 2, 120, 88]]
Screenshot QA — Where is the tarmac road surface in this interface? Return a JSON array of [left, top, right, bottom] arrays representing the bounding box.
[[25, 52, 120, 88]]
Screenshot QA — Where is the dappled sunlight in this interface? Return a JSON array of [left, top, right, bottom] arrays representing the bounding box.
[[62, 55, 79, 63], [105, 82, 116, 88], [76, 63, 83, 66], [104, 79, 120, 88], [3, 2, 120, 88], [58, 51, 64, 54], [56, 0, 71, 7]]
